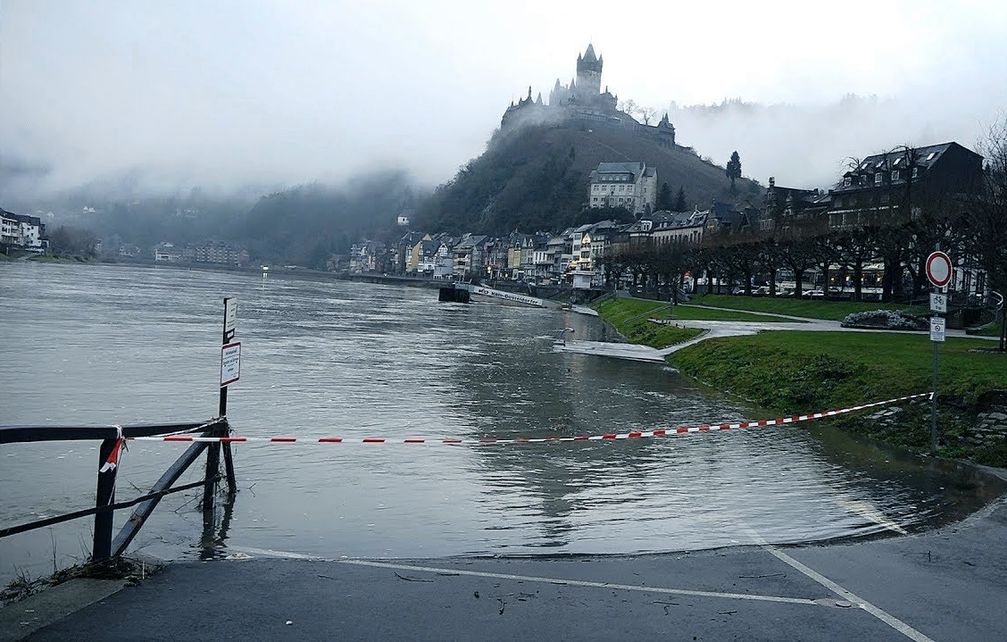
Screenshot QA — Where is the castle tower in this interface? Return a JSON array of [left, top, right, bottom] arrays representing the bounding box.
[[575, 44, 603, 97]]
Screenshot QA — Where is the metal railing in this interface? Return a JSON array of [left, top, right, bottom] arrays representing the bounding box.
[[0, 418, 234, 561]]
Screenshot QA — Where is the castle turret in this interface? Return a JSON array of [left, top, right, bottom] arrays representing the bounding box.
[[655, 113, 676, 147], [575, 43, 603, 97]]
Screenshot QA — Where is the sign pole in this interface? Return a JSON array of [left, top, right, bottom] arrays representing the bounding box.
[[925, 245, 952, 455], [219, 297, 238, 493], [930, 323, 939, 453]]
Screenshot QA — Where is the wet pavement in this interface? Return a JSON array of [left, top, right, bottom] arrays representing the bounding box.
[[18, 491, 1007, 641]]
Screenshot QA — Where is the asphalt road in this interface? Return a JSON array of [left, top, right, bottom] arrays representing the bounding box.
[[22, 493, 1007, 642]]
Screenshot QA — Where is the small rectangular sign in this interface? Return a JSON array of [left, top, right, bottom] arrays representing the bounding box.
[[220, 342, 241, 387], [224, 297, 237, 341], [930, 292, 947, 313], [929, 317, 945, 343]]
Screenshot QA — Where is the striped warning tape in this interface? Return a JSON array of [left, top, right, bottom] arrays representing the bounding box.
[[128, 392, 930, 446]]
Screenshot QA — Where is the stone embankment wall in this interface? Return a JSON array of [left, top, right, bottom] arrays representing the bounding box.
[[966, 406, 1007, 446], [859, 391, 1007, 465]]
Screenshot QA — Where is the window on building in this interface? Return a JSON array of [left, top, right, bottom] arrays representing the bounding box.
[[843, 177, 851, 187], [912, 167, 919, 179], [926, 152, 937, 161], [891, 170, 899, 181], [875, 172, 883, 185]]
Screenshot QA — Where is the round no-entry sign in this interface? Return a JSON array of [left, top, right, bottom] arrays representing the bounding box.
[[926, 251, 953, 288]]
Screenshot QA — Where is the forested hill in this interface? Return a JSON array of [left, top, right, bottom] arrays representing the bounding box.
[[416, 122, 761, 234], [236, 170, 418, 267]]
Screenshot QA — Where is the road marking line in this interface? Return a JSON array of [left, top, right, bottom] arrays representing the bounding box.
[[737, 524, 933, 642], [227, 545, 322, 560], [337, 559, 820, 606], [834, 496, 908, 535], [761, 547, 935, 642]]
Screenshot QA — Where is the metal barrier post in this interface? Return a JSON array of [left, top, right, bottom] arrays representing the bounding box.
[[202, 440, 220, 518], [92, 438, 117, 560]]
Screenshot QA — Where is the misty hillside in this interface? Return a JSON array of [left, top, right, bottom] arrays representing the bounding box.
[[417, 122, 761, 234], [236, 171, 419, 267]]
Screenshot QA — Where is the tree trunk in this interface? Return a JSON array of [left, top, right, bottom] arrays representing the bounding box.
[[794, 269, 804, 298], [768, 267, 777, 296], [744, 272, 752, 295], [853, 259, 864, 301], [881, 256, 894, 303]]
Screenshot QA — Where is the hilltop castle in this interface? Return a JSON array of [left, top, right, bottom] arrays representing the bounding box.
[[500, 45, 676, 147]]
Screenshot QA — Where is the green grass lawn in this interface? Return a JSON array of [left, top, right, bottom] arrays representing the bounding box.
[[668, 331, 1005, 412], [689, 293, 928, 321], [594, 297, 703, 348], [596, 296, 791, 326]]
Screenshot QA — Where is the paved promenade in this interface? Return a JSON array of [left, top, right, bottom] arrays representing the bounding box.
[[555, 304, 996, 362], [14, 488, 1007, 641]]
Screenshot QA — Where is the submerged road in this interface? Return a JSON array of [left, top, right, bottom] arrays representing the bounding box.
[[17, 487, 1007, 641]]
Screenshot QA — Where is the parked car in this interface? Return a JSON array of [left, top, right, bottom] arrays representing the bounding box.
[[802, 289, 825, 298]]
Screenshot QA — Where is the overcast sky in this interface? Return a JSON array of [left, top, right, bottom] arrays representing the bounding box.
[[2, 0, 1006, 198]]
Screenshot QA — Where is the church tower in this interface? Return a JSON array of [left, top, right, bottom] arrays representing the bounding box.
[[575, 44, 603, 97]]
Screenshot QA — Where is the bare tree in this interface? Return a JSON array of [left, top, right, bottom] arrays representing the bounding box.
[[972, 117, 1007, 350]]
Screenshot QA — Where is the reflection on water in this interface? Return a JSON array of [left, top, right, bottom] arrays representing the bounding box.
[[0, 263, 1002, 582]]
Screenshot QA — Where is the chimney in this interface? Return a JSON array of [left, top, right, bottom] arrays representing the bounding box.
[[769, 177, 775, 188]]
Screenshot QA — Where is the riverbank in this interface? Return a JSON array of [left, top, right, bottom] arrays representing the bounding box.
[[596, 296, 1007, 466]]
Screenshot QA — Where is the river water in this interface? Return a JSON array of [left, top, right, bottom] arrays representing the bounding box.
[[1, 263, 1002, 582]]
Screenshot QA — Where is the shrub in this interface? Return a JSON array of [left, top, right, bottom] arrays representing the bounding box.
[[840, 310, 928, 331]]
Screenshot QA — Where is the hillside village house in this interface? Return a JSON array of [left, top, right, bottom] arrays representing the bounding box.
[[452, 234, 489, 279], [588, 162, 657, 215]]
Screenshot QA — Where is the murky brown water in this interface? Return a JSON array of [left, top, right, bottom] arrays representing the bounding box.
[[1, 263, 1002, 582]]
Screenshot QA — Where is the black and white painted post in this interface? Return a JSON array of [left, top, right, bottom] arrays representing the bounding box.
[[926, 248, 952, 454]]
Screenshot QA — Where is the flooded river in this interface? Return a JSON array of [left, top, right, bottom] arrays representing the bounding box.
[[1, 263, 1002, 582]]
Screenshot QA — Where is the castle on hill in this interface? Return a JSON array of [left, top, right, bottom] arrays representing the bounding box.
[[500, 44, 676, 147]]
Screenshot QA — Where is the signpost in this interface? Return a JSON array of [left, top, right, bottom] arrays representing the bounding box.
[[223, 298, 238, 343], [217, 297, 238, 494], [926, 249, 952, 453]]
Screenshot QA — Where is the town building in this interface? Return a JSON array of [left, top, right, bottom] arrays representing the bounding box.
[[651, 209, 708, 245], [452, 234, 489, 279], [1, 209, 46, 252], [154, 242, 182, 262], [588, 162, 657, 215], [192, 241, 250, 266], [757, 178, 830, 235], [828, 142, 983, 230]]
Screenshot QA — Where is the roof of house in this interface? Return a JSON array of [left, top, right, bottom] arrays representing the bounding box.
[[834, 141, 981, 190], [591, 161, 647, 182]]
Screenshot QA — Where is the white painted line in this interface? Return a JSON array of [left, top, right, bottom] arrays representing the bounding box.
[[226, 545, 323, 560], [337, 559, 821, 606], [762, 547, 935, 642], [834, 497, 908, 535], [737, 525, 934, 642]]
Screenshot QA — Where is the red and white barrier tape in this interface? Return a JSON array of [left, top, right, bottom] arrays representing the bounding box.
[[128, 392, 930, 446]]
